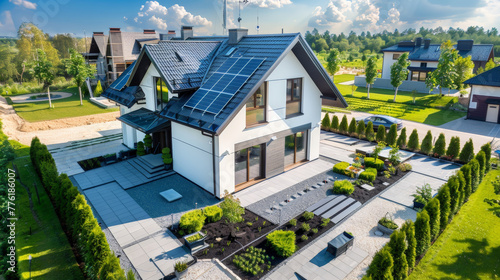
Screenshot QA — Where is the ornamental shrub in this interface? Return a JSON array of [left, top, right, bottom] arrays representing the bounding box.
[[407, 129, 419, 151], [376, 125, 386, 142], [333, 180, 354, 195], [459, 139, 474, 163], [348, 118, 357, 136], [143, 134, 153, 149], [475, 151, 486, 181], [179, 209, 206, 234], [220, 191, 245, 223], [447, 176, 460, 216], [460, 164, 472, 200], [266, 230, 296, 257], [396, 127, 407, 149], [386, 124, 398, 146], [339, 115, 349, 134], [366, 247, 394, 280], [420, 130, 433, 155], [204, 205, 223, 223], [415, 210, 431, 257], [423, 198, 440, 241], [94, 80, 103, 97], [470, 159, 480, 192], [446, 136, 461, 159], [137, 141, 145, 156], [457, 171, 466, 207], [436, 184, 451, 232], [359, 168, 377, 182], [356, 120, 366, 139], [433, 133, 446, 157], [333, 161, 351, 176], [401, 220, 416, 269], [365, 121, 375, 141], [331, 115, 339, 132], [302, 211, 314, 221], [387, 230, 408, 280], [481, 142, 492, 173], [321, 113, 331, 130], [364, 157, 384, 171]]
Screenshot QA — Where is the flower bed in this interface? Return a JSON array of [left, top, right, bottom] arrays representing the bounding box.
[[351, 167, 409, 203]]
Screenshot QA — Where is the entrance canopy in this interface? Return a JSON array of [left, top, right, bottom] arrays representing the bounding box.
[[118, 108, 170, 134]]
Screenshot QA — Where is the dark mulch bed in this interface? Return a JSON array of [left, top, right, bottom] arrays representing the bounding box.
[[223, 213, 334, 280], [351, 169, 409, 204], [182, 210, 275, 260]]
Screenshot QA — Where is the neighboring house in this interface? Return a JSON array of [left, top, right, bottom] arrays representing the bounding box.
[[464, 66, 500, 123], [381, 38, 494, 81], [102, 26, 347, 198], [84, 28, 176, 86]]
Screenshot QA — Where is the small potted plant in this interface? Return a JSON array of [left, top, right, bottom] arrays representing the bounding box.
[[411, 183, 432, 209], [162, 147, 173, 170], [174, 260, 188, 279], [183, 231, 206, 252], [377, 213, 398, 235]]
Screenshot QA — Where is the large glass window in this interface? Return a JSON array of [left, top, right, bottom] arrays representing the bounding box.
[[284, 131, 307, 167], [155, 77, 168, 111], [246, 82, 267, 127], [411, 71, 428, 82], [286, 78, 302, 117], [235, 145, 264, 186]]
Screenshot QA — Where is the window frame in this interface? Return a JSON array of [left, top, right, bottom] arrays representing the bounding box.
[[245, 82, 268, 128], [393, 53, 401, 60], [286, 78, 303, 119], [154, 76, 168, 112]]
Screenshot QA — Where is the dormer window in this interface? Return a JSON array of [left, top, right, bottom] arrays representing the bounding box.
[[174, 51, 183, 62], [225, 47, 237, 56]]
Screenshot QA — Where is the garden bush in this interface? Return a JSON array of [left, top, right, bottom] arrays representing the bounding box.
[[386, 124, 397, 146], [365, 121, 375, 141], [364, 157, 384, 171], [348, 118, 357, 136], [378, 217, 398, 230], [94, 80, 103, 97], [220, 191, 245, 223], [333, 161, 351, 176], [481, 143, 492, 173], [423, 198, 440, 241], [289, 219, 297, 226], [302, 211, 314, 221], [204, 205, 223, 223], [333, 180, 354, 195], [143, 134, 153, 150], [401, 220, 416, 269], [359, 167, 377, 182], [137, 141, 145, 156], [301, 223, 310, 232], [396, 127, 407, 148], [376, 125, 386, 142], [397, 162, 412, 172], [420, 130, 433, 155], [321, 113, 330, 130], [433, 133, 446, 157], [356, 120, 365, 139], [331, 115, 339, 132], [366, 247, 394, 280], [475, 151, 486, 181], [266, 230, 296, 257], [448, 176, 460, 216], [470, 159, 480, 191], [457, 171, 466, 207], [459, 139, 474, 163], [407, 129, 419, 151], [412, 183, 432, 208], [415, 210, 431, 257], [339, 115, 349, 134], [446, 136, 461, 159], [436, 184, 451, 232], [179, 209, 205, 234], [387, 230, 408, 280], [460, 164, 472, 200]]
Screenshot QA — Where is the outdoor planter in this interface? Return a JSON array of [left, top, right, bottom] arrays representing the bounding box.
[[183, 231, 207, 252], [377, 222, 396, 235], [346, 166, 364, 178], [378, 214, 398, 235], [413, 199, 426, 209], [327, 231, 354, 258], [175, 269, 188, 279]]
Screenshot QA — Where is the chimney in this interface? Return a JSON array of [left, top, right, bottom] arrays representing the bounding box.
[[93, 32, 104, 36], [398, 40, 415, 47], [415, 37, 423, 48], [160, 30, 176, 41], [109, 27, 121, 33], [181, 26, 193, 40], [228, 28, 248, 45], [143, 29, 156, 34], [457, 39, 473, 51], [424, 38, 431, 49]]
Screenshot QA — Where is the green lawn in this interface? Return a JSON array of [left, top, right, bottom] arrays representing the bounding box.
[[409, 170, 500, 279], [14, 156, 84, 280], [333, 74, 355, 84], [315, 52, 383, 71], [12, 86, 118, 122]]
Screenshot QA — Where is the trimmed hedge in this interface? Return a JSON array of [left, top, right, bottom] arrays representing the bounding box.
[[408, 129, 419, 151], [321, 113, 331, 130], [339, 115, 348, 134], [459, 139, 474, 163], [333, 161, 351, 176], [420, 130, 433, 155], [331, 115, 339, 132], [364, 157, 384, 171], [376, 125, 386, 142], [481, 143, 492, 173], [446, 136, 461, 159], [415, 210, 431, 257], [348, 118, 357, 135], [359, 167, 377, 182], [396, 127, 407, 148], [266, 230, 296, 257], [365, 121, 375, 141], [386, 124, 398, 146], [433, 133, 446, 157], [356, 120, 365, 139], [333, 180, 354, 195], [204, 205, 223, 223], [180, 209, 206, 234]]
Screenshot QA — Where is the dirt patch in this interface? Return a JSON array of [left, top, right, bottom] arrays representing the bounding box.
[[351, 169, 409, 204], [18, 111, 119, 132]]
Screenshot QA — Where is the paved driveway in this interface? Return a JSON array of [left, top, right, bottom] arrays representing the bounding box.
[[407, 155, 461, 180]]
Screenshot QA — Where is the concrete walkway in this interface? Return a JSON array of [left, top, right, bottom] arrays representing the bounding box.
[[235, 159, 333, 207]]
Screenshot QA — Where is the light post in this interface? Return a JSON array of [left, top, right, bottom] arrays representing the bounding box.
[[28, 255, 32, 279]]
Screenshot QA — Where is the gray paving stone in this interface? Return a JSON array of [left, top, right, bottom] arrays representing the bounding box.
[[360, 184, 375, 191]]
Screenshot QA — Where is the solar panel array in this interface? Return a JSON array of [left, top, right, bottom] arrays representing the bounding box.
[[184, 57, 265, 115], [109, 61, 136, 91]]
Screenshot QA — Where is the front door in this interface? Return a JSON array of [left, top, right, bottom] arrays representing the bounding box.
[[486, 105, 499, 123], [235, 144, 264, 188]]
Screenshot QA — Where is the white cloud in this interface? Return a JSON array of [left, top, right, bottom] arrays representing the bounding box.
[[127, 1, 212, 33], [309, 0, 352, 27], [0, 11, 16, 36], [9, 0, 37, 10], [227, 0, 292, 9], [352, 0, 379, 28]]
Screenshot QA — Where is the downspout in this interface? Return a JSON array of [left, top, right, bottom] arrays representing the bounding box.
[[211, 133, 217, 198]]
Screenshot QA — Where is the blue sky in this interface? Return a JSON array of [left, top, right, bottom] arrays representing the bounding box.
[[1, 0, 499, 37]]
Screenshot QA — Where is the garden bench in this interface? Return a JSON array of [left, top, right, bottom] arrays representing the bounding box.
[[327, 232, 354, 258]]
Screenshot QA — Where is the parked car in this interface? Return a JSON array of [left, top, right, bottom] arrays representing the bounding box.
[[357, 115, 403, 131]]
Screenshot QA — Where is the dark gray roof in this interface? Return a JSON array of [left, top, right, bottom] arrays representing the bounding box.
[[160, 33, 346, 134], [89, 34, 108, 56], [464, 66, 500, 87], [102, 62, 145, 107], [383, 43, 493, 62], [118, 108, 170, 134], [144, 41, 222, 91], [380, 45, 415, 53]]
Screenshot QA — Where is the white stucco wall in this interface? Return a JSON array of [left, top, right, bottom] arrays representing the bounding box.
[[409, 61, 438, 68], [171, 122, 215, 194], [469, 85, 500, 109], [216, 50, 322, 195]]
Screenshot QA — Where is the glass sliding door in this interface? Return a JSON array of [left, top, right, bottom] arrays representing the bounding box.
[[284, 131, 308, 168], [235, 145, 264, 186]]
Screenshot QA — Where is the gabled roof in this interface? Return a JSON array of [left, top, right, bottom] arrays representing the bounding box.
[[89, 34, 108, 56], [121, 32, 159, 61], [382, 43, 494, 62], [464, 66, 500, 87], [102, 62, 145, 108]]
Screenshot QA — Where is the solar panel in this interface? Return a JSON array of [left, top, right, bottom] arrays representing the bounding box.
[[184, 57, 265, 115], [109, 61, 136, 91]]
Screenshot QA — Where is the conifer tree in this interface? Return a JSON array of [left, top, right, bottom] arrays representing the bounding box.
[[366, 247, 394, 280], [401, 220, 416, 270], [339, 115, 349, 134], [321, 113, 331, 130], [396, 127, 407, 149], [433, 133, 446, 157], [481, 142, 492, 173], [348, 117, 357, 136], [459, 139, 474, 163], [436, 184, 451, 232], [365, 121, 375, 141], [356, 120, 366, 139], [423, 198, 440, 241], [420, 130, 433, 155], [376, 125, 386, 142], [407, 129, 419, 151], [446, 136, 461, 159], [386, 124, 398, 146], [415, 210, 431, 257], [331, 115, 339, 132], [475, 151, 486, 181], [388, 230, 408, 280]]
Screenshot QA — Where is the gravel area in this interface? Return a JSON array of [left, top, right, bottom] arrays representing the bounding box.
[[246, 156, 349, 225]]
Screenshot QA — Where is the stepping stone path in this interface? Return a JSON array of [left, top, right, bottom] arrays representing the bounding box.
[[360, 184, 375, 191], [383, 182, 390, 186], [305, 195, 362, 224]]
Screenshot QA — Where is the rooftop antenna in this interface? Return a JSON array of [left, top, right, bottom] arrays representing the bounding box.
[[238, 0, 249, 28]]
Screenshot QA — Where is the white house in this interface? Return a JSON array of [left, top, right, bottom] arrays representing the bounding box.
[[464, 66, 500, 123], [102, 27, 347, 198]]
